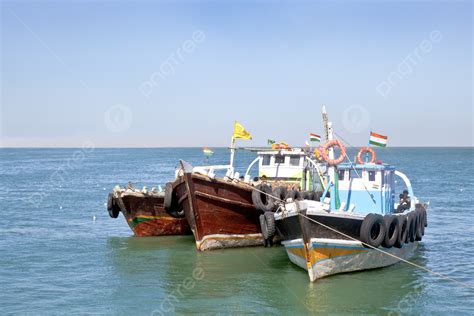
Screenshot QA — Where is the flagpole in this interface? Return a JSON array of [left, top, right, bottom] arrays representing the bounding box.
[[229, 136, 236, 173], [365, 131, 371, 163]]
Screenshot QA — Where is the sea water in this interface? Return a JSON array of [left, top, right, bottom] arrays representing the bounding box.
[[1, 148, 473, 314]]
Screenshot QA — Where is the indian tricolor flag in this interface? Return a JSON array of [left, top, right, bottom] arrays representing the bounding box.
[[369, 132, 388, 147], [309, 133, 321, 142]]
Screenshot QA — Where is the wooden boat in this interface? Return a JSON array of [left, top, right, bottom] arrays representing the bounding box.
[[274, 107, 428, 281], [107, 186, 190, 237], [171, 147, 326, 251]]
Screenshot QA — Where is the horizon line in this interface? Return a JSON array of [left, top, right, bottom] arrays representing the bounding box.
[[1, 146, 473, 149]]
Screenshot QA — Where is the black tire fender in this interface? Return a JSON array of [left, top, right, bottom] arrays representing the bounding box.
[[311, 191, 323, 201], [360, 213, 386, 248], [285, 189, 302, 201], [407, 211, 417, 243], [382, 215, 399, 248], [415, 210, 423, 241], [394, 215, 407, 248], [260, 212, 276, 247], [272, 186, 287, 203], [107, 193, 114, 211], [252, 184, 275, 212], [164, 182, 174, 211]]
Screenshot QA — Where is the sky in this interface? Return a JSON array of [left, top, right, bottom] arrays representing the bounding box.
[[1, 0, 472, 147]]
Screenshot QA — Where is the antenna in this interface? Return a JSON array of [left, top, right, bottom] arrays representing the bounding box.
[[322, 105, 329, 142]]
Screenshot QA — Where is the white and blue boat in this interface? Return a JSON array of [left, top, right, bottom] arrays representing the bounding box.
[[274, 108, 428, 281]]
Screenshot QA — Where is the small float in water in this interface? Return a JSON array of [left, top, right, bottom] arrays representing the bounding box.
[[274, 107, 428, 281], [107, 184, 190, 237]]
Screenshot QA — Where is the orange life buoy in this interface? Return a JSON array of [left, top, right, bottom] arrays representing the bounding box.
[[321, 140, 346, 165], [357, 147, 376, 164]]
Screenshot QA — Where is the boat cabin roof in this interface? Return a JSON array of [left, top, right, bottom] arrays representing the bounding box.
[[257, 149, 306, 156], [337, 163, 395, 171]]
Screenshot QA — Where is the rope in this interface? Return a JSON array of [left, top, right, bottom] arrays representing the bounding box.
[[298, 212, 474, 291], [333, 132, 376, 205]]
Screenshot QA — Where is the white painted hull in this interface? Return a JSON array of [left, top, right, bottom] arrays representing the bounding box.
[[196, 233, 264, 251], [283, 238, 417, 281]]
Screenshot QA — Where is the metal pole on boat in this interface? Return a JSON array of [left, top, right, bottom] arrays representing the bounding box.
[[229, 136, 236, 174], [322, 106, 340, 210]]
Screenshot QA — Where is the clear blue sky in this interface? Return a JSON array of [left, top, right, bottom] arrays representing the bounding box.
[[1, 1, 472, 147]]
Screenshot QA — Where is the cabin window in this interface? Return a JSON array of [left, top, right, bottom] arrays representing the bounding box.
[[289, 156, 300, 166], [262, 155, 271, 166], [338, 170, 345, 180], [349, 170, 362, 179], [368, 171, 376, 181], [275, 155, 285, 164]]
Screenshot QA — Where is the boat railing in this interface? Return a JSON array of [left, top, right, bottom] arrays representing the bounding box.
[[304, 156, 326, 190], [244, 157, 261, 178]]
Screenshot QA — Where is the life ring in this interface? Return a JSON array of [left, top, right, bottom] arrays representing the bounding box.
[[321, 140, 346, 166], [360, 213, 386, 248], [356, 147, 376, 164]]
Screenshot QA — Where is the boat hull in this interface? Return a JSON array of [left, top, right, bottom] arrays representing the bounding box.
[[283, 238, 417, 281], [115, 193, 191, 237], [275, 205, 422, 281], [174, 173, 264, 251]]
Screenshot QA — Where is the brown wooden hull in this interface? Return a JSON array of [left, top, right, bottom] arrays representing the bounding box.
[[174, 173, 264, 251], [117, 193, 191, 237]]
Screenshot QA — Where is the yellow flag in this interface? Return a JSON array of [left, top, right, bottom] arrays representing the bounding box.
[[233, 121, 252, 140]]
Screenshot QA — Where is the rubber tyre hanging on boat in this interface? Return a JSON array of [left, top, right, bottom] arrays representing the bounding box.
[[406, 211, 417, 243], [285, 189, 302, 201], [360, 213, 386, 248], [395, 215, 408, 248], [419, 206, 428, 228], [300, 191, 310, 200], [415, 210, 423, 241], [382, 215, 399, 248], [164, 182, 174, 211], [310, 191, 323, 201], [107, 193, 114, 211], [272, 186, 287, 203], [107, 193, 120, 218], [252, 183, 275, 212], [259, 212, 275, 247]]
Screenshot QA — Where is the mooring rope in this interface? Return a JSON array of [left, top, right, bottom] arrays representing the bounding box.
[[298, 212, 474, 291]]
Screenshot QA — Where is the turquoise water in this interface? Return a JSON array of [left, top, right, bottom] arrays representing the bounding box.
[[1, 148, 473, 315]]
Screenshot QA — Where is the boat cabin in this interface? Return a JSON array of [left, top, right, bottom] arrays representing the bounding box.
[[246, 149, 325, 191], [330, 163, 405, 215]]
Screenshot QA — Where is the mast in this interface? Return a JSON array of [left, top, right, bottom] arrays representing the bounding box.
[[322, 106, 337, 210], [322, 105, 329, 142]]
